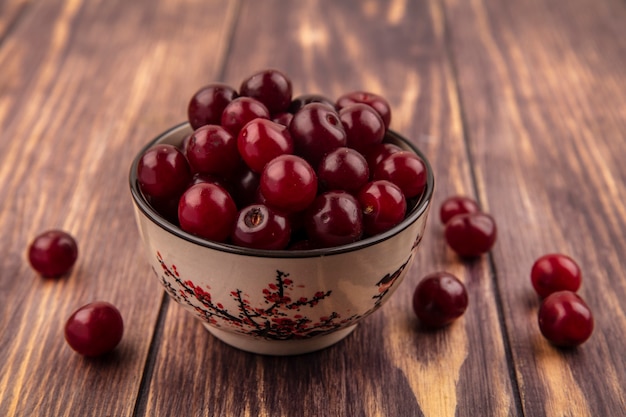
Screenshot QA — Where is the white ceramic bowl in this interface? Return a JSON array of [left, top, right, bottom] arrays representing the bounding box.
[[129, 122, 434, 355]]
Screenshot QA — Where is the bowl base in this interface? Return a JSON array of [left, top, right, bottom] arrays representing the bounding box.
[[203, 323, 358, 355]]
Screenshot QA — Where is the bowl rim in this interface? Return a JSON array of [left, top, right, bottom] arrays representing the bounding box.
[[129, 122, 434, 259]]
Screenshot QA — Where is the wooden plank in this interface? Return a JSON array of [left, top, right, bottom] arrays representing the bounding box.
[[0, 0, 29, 41], [0, 0, 238, 416], [442, 0, 626, 415], [139, 1, 520, 416]]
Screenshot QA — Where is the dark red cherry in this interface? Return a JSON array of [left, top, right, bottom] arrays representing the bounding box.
[[239, 69, 293, 115], [339, 103, 385, 153], [336, 91, 392, 129], [178, 183, 237, 242], [260, 154, 318, 213], [185, 125, 239, 177], [538, 291, 594, 347], [221, 97, 270, 136], [304, 191, 363, 248], [28, 230, 78, 278], [358, 180, 406, 236], [64, 301, 124, 357], [531, 254, 582, 298], [231, 204, 291, 250], [237, 118, 294, 173], [439, 195, 481, 225], [137, 144, 192, 199], [317, 147, 369, 194], [289, 102, 347, 166], [187, 83, 238, 130], [373, 151, 427, 199], [444, 212, 497, 258], [412, 272, 468, 328]]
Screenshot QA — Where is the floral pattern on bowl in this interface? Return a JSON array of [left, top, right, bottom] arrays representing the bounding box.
[[155, 250, 413, 340]]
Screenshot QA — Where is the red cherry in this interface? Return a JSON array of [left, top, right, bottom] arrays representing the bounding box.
[[357, 180, 406, 236], [538, 291, 594, 347], [178, 183, 237, 242], [221, 97, 270, 136], [531, 254, 582, 298], [304, 191, 363, 248], [335, 91, 392, 129], [231, 204, 291, 250], [317, 147, 369, 194], [239, 69, 293, 115], [412, 272, 468, 328], [64, 301, 124, 357], [373, 151, 427, 199], [444, 212, 497, 258], [185, 125, 239, 177], [338, 103, 385, 153], [289, 102, 347, 166], [260, 155, 318, 213], [237, 118, 294, 173], [187, 83, 238, 130], [28, 230, 78, 278], [136, 144, 192, 199]]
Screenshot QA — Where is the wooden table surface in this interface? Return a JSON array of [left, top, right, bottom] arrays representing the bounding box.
[[1, 0, 625, 416]]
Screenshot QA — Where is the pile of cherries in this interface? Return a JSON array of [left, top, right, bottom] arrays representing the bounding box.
[[136, 69, 428, 250]]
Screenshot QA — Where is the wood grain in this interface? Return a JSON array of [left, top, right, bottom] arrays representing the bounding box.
[[2, 0, 625, 415], [443, 0, 626, 415], [0, 0, 29, 42], [138, 1, 518, 416], [0, 0, 237, 415]]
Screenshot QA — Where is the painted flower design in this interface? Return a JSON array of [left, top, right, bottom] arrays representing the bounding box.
[[154, 249, 413, 340]]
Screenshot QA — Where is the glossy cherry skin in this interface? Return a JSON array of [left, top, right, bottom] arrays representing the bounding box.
[[373, 151, 427, 199], [289, 102, 347, 166], [412, 272, 468, 328], [336, 91, 392, 129], [185, 125, 239, 177], [137, 144, 192, 199], [317, 147, 369, 194], [444, 212, 497, 258], [260, 154, 318, 213], [231, 204, 291, 250], [239, 69, 292, 115], [178, 182, 237, 242], [187, 83, 238, 130], [538, 291, 594, 347], [221, 97, 270, 136], [339, 103, 385, 153], [28, 230, 78, 277], [531, 254, 582, 298], [64, 301, 124, 357], [237, 118, 294, 173], [358, 180, 406, 236], [439, 195, 480, 225], [304, 191, 363, 248]]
